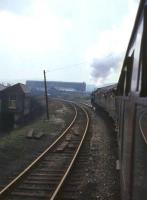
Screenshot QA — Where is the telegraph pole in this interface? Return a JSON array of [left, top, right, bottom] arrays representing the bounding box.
[[43, 70, 49, 120]]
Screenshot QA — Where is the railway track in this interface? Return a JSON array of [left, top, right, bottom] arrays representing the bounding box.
[[55, 105, 92, 200], [0, 102, 90, 200]]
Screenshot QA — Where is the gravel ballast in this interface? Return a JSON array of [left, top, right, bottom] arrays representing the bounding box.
[[80, 106, 120, 200]]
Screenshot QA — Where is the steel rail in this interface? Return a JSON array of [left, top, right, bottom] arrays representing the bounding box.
[[50, 105, 90, 200], [0, 102, 77, 198]]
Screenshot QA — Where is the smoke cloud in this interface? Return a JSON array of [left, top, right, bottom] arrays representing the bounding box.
[[91, 54, 123, 85], [87, 0, 139, 86]]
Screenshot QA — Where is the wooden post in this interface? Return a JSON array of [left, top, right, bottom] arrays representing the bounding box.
[[43, 70, 49, 120]]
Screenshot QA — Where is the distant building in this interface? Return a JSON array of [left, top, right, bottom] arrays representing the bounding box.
[[0, 83, 31, 129], [26, 80, 86, 95]]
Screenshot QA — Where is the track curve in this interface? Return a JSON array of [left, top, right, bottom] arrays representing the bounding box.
[[0, 101, 90, 200]]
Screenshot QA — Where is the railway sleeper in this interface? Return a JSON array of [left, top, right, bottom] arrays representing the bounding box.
[[9, 190, 51, 198]]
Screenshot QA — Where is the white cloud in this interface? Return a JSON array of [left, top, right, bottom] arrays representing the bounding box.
[[0, 0, 75, 81], [0, 12, 63, 52], [0, 0, 74, 54]]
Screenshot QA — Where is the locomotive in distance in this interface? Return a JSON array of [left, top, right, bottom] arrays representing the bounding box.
[[91, 0, 147, 200]]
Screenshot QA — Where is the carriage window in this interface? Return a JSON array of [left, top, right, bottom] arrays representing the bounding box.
[[130, 19, 143, 92], [140, 7, 147, 96], [141, 54, 147, 96], [124, 55, 134, 96], [137, 61, 142, 93], [117, 52, 134, 96], [117, 72, 125, 96]]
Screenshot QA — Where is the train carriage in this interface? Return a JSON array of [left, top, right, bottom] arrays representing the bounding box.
[[117, 0, 147, 199], [92, 84, 117, 120], [92, 1, 147, 199]]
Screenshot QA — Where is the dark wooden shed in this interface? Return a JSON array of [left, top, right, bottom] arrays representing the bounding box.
[[0, 83, 31, 129]]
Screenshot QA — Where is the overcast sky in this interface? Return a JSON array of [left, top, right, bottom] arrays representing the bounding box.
[[0, 0, 139, 86]]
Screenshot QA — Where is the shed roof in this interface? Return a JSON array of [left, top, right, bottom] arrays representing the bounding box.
[[0, 84, 6, 91], [19, 83, 30, 94], [2, 83, 30, 94]]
